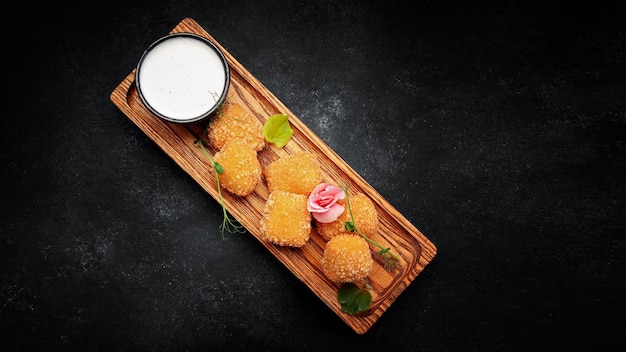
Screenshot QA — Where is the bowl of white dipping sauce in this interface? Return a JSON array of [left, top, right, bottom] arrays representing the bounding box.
[[135, 33, 230, 123]]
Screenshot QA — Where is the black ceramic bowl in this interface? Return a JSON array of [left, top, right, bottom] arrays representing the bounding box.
[[135, 33, 230, 124]]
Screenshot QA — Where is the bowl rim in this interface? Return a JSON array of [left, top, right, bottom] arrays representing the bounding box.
[[135, 32, 230, 124]]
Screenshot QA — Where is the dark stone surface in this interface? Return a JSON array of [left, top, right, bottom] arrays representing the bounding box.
[[3, 1, 625, 351]]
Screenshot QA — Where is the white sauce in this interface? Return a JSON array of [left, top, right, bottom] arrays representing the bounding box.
[[137, 36, 227, 121]]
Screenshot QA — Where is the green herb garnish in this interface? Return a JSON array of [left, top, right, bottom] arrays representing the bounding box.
[[194, 126, 246, 240], [263, 114, 293, 147], [342, 185, 400, 270], [338, 282, 372, 315]]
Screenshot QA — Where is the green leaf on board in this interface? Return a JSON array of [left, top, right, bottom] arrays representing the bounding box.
[[263, 114, 293, 148], [338, 282, 372, 315]]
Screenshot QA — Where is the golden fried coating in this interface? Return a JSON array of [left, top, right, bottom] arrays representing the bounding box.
[[260, 190, 311, 247], [322, 234, 373, 283], [263, 152, 323, 195], [213, 140, 261, 196], [206, 102, 265, 151], [316, 193, 378, 241]]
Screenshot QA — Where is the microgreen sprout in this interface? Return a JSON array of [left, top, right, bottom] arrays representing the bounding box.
[[342, 185, 400, 270], [194, 124, 246, 240]]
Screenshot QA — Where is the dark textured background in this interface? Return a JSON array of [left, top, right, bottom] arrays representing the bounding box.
[[3, 1, 625, 351]]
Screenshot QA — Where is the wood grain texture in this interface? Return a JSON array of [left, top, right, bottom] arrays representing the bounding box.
[[110, 17, 437, 334]]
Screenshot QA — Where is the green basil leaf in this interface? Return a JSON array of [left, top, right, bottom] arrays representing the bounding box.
[[337, 283, 372, 315], [263, 114, 293, 148]]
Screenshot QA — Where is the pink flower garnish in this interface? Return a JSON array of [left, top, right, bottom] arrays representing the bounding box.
[[307, 183, 346, 223]]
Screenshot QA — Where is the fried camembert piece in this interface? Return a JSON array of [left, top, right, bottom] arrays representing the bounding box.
[[263, 152, 323, 195], [322, 234, 373, 283], [316, 193, 378, 241], [206, 102, 265, 151], [213, 140, 261, 196], [260, 190, 311, 247]]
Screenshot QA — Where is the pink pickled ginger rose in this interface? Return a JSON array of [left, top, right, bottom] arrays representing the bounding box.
[[307, 183, 346, 223]]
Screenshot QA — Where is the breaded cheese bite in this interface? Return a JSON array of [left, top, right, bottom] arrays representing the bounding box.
[[260, 190, 311, 247], [263, 152, 323, 195], [206, 102, 265, 151], [322, 234, 373, 283], [213, 140, 261, 196], [316, 193, 378, 241]]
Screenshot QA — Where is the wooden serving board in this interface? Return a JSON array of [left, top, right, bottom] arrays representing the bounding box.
[[110, 17, 437, 334]]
